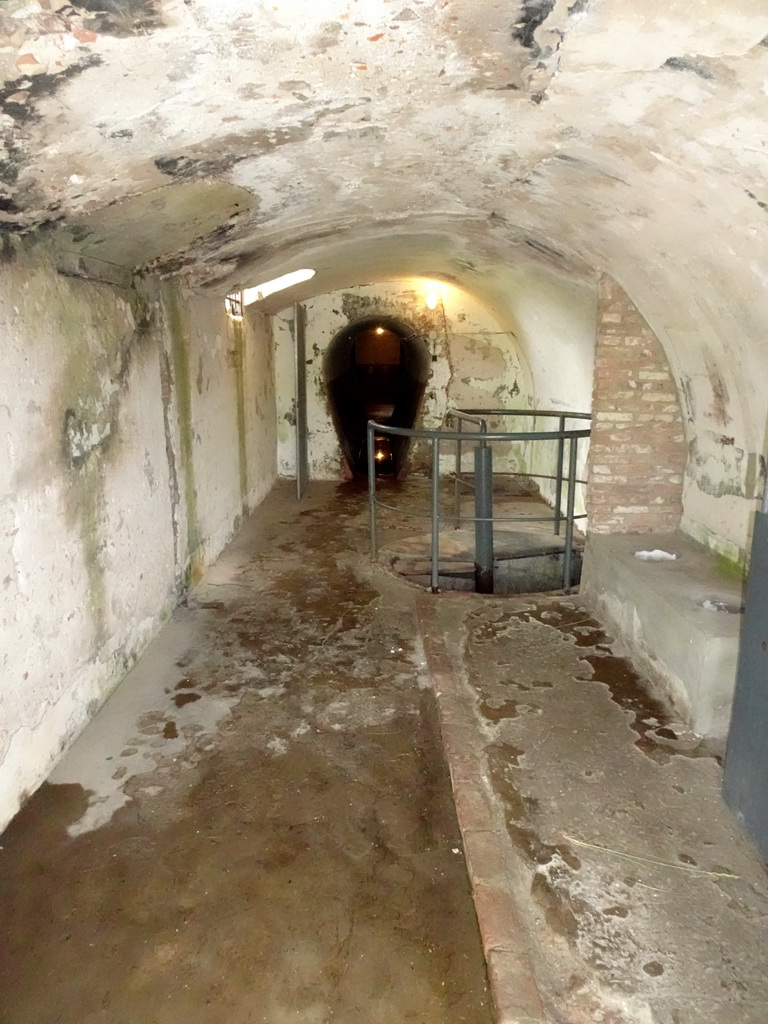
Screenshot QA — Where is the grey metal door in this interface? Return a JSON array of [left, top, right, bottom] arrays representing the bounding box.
[[294, 302, 309, 499], [723, 499, 768, 859]]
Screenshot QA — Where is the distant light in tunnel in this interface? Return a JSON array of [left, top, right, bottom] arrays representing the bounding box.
[[242, 268, 316, 305], [375, 326, 385, 335]]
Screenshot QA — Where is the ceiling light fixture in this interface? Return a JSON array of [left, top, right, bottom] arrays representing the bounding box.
[[225, 269, 316, 319], [242, 268, 316, 305]]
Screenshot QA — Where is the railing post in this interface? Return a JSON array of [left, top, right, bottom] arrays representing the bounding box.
[[367, 421, 377, 561], [454, 418, 462, 528], [562, 435, 578, 593], [554, 415, 565, 536], [431, 438, 441, 593], [474, 441, 494, 594]]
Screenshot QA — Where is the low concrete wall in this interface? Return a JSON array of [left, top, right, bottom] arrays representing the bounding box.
[[580, 532, 743, 738]]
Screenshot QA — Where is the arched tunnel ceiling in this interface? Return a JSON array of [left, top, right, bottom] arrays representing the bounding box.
[[2, 1, 768, 445]]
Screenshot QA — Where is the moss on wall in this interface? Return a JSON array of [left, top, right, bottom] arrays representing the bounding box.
[[41, 254, 144, 651], [163, 285, 200, 577], [231, 318, 249, 508]]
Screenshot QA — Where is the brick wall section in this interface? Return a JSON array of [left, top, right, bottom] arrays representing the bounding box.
[[587, 276, 686, 534]]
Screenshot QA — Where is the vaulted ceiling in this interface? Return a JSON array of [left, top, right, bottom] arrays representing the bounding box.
[[3, 2, 768, 451]]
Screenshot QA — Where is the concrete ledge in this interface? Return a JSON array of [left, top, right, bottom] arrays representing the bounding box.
[[580, 531, 743, 737]]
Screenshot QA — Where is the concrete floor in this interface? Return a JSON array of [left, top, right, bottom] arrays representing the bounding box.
[[0, 481, 493, 1024], [2, 480, 767, 1024], [420, 594, 768, 1024]]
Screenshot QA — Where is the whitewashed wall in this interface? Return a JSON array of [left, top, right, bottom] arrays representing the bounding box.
[[272, 275, 596, 528], [474, 265, 597, 514], [273, 280, 533, 480], [0, 247, 276, 832]]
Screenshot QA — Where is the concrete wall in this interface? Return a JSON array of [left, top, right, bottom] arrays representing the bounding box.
[[273, 278, 595, 482], [481, 266, 598, 515], [273, 275, 596, 532], [0, 247, 276, 832]]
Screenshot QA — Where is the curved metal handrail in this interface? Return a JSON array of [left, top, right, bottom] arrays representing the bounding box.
[[367, 422, 590, 443], [444, 409, 488, 434], [367, 409, 591, 595], [450, 406, 591, 420]]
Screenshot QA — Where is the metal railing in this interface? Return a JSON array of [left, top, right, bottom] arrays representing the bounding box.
[[366, 408, 591, 595], [449, 408, 591, 531]]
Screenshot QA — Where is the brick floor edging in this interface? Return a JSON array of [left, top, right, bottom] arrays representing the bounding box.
[[416, 595, 549, 1024]]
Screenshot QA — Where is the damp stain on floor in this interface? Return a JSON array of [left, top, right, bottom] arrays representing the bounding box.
[[4, 481, 768, 1024], [435, 595, 768, 1024], [0, 482, 492, 1024]]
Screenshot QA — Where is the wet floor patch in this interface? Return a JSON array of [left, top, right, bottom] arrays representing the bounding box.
[[447, 595, 768, 1024], [510, 602, 724, 765], [0, 482, 492, 1024]]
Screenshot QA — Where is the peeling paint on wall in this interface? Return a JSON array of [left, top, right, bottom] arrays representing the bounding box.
[[163, 285, 199, 581], [231, 318, 249, 508], [274, 281, 532, 481], [685, 436, 763, 501], [0, 249, 277, 832]]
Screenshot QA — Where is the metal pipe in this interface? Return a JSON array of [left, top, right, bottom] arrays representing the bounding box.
[[474, 444, 494, 594], [562, 436, 578, 593], [431, 439, 441, 593], [367, 421, 377, 560], [455, 419, 462, 528], [554, 415, 565, 536]]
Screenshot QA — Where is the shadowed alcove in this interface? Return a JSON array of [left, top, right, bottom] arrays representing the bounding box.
[[324, 315, 431, 477]]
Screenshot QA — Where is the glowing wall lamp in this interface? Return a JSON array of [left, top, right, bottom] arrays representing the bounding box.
[[425, 290, 439, 310]]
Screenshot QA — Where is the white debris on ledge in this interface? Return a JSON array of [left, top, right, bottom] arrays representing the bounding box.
[[634, 549, 678, 561], [702, 599, 736, 613]]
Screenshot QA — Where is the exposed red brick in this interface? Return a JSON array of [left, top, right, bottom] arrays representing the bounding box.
[[587, 276, 686, 534]]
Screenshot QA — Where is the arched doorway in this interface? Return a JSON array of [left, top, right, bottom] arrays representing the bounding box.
[[324, 316, 431, 477]]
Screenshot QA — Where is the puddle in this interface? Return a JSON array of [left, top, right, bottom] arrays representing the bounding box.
[[174, 692, 202, 708], [479, 698, 523, 722]]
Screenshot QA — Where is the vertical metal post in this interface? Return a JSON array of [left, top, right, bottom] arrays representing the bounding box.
[[554, 415, 565, 536], [562, 435, 578, 593], [454, 419, 463, 528], [431, 438, 441, 593], [294, 303, 309, 500], [474, 442, 494, 594], [367, 421, 378, 560]]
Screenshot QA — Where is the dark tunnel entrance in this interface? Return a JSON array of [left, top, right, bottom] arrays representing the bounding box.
[[325, 316, 431, 477]]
